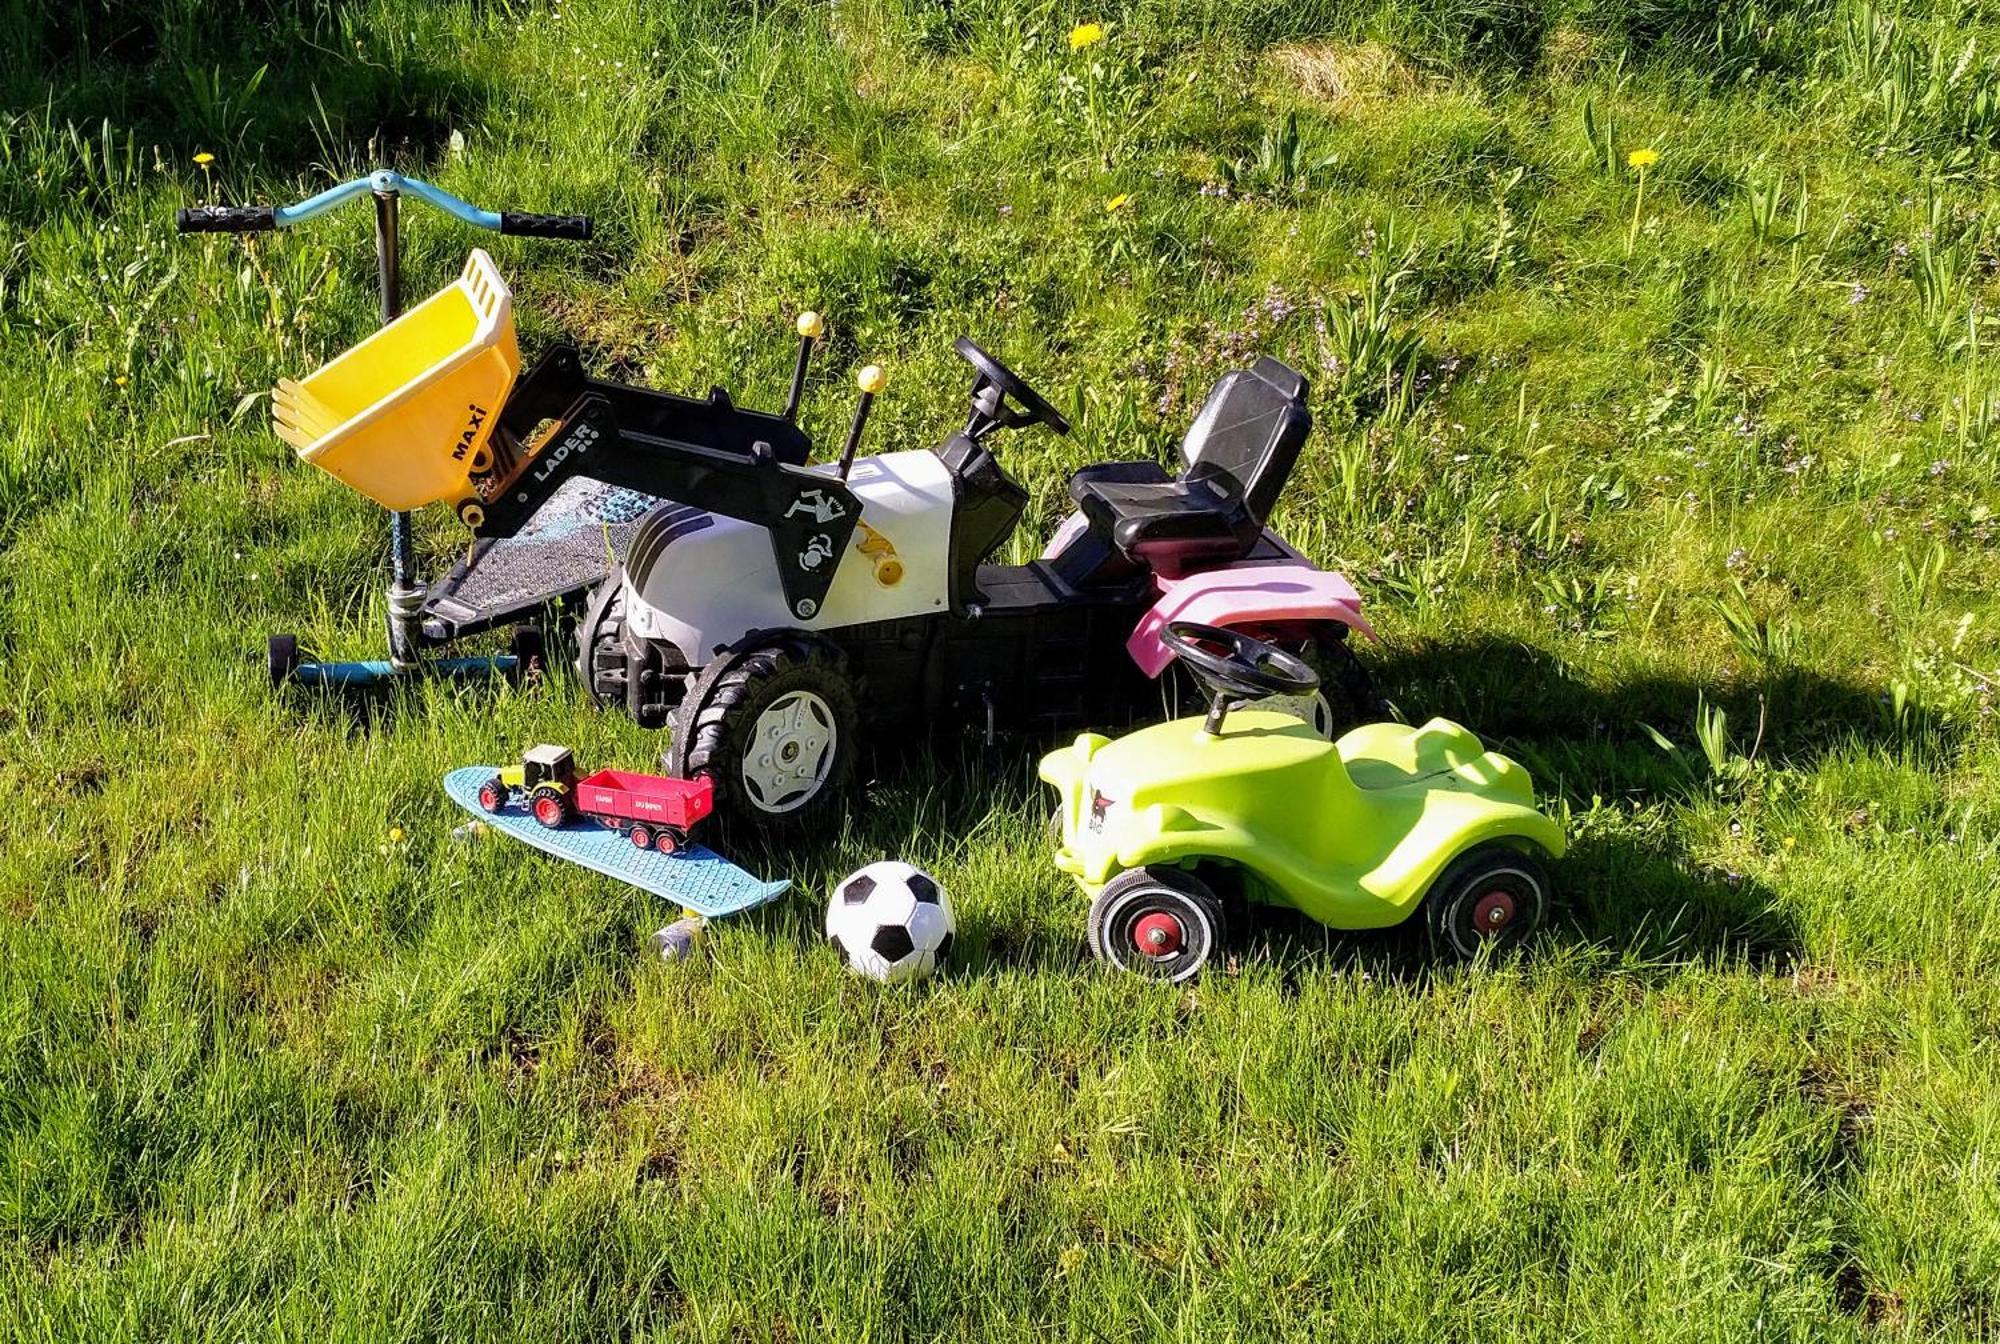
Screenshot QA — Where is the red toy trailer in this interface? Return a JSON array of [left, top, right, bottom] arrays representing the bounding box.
[[573, 767, 714, 852]]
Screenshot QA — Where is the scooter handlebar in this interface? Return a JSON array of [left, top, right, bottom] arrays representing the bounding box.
[[175, 172, 589, 240], [175, 204, 278, 234], [499, 211, 593, 241]]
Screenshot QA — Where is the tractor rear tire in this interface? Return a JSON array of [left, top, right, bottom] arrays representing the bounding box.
[[670, 634, 858, 837], [1087, 867, 1225, 984]]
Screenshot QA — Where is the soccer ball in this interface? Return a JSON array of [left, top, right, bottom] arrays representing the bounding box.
[[826, 861, 955, 983]]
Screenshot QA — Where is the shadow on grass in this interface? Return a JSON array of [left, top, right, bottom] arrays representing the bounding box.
[[1377, 634, 1934, 796], [741, 737, 1802, 984], [279, 636, 1829, 980], [1232, 831, 1796, 989], [6, 1, 497, 188]]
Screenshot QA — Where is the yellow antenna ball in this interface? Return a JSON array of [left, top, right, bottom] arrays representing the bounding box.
[[856, 364, 887, 395], [796, 310, 824, 339]]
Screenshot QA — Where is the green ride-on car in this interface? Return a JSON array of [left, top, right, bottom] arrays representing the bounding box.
[[1041, 622, 1565, 981]]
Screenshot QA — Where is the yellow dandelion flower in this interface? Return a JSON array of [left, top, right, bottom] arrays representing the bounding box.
[[388, 826, 406, 843], [1104, 192, 1131, 212], [193, 151, 216, 166], [1069, 21, 1106, 50], [1626, 147, 1659, 169], [114, 375, 128, 388]]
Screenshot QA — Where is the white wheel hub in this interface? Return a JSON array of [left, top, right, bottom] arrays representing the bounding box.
[[742, 690, 837, 813]]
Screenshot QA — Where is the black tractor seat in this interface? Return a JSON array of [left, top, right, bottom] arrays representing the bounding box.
[[1067, 356, 1311, 579], [1071, 463, 1261, 577]]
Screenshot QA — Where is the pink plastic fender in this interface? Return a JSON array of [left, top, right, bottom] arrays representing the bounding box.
[[1127, 564, 1378, 678]]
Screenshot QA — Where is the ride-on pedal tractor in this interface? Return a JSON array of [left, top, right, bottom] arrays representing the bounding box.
[[252, 236, 1383, 832], [1040, 622, 1564, 982]]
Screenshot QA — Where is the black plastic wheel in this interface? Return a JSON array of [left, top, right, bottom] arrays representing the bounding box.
[[576, 573, 627, 709], [476, 776, 506, 813], [529, 784, 571, 829], [509, 623, 546, 683], [268, 634, 301, 687], [629, 824, 653, 850], [1422, 845, 1551, 960], [659, 826, 688, 854], [1087, 867, 1225, 983], [669, 635, 859, 835]]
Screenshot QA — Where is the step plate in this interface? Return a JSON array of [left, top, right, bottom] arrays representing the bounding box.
[[423, 478, 662, 635], [444, 766, 789, 917]]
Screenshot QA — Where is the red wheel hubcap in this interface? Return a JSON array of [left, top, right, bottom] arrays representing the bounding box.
[[535, 798, 563, 825], [1133, 912, 1184, 957], [1472, 889, 1517, 935]]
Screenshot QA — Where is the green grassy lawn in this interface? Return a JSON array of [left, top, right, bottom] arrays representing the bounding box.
[[5, 0, 2000, 1336]]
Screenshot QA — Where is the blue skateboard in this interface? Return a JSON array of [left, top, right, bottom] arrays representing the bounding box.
[[443, 766, 790, 919]]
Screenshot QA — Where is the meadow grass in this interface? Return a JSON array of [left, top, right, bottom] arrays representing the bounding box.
[[3, 0, 1999, 1337]]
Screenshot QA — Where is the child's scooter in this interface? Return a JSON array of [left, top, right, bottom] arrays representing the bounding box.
[[177, 170, 593, 687]]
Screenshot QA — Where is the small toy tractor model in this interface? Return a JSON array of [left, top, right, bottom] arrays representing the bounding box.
[[474, 745, 716, 850], [1041, 622, 1565, 982], [476, 744, 579, 827]]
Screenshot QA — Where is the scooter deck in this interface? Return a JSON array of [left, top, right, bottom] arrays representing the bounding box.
[[443, 766, 789, 918]]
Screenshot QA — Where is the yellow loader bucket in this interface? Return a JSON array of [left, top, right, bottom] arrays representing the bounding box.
[[273, 249, 519, 512]]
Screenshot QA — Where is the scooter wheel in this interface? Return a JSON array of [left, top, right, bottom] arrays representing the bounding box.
[[1087, 867, 1224, 984], [268, 633, 302, 687], [1422, 845, 1550, 961]]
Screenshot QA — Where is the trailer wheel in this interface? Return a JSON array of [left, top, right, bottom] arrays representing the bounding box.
[[629, 824, 653, 850], [670, 634, 858, 836], [530, 785, 571, 828], [659, 826, 688, 855], [476, 775, 507, 812]]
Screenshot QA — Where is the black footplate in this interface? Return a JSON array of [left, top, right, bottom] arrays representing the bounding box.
[[421, 477, 662, 641]]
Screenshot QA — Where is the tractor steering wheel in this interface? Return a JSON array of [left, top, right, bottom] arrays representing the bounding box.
[[954, 337, 1072, 437], [1161, 621, 1320, 704]]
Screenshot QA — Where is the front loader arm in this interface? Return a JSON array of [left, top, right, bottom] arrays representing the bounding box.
[[467, 347, 859, 622]]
